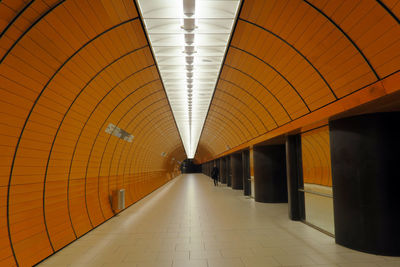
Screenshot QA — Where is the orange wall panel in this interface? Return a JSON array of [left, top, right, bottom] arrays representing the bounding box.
[[301, 126, 332, 187], [0, 1, 185, 266], [197, 0, 400, 162]]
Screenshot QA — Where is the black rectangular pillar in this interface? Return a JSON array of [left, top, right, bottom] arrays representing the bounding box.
[[226, 156, 231, 187], [230, 153, 243, 190], [285, 135, 304, 220], [220, 158, 226, 184], [253, 145, 288, 203], [242, 150, 251, 196]]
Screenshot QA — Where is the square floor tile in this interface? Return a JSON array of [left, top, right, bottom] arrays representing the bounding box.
[[208, 258, 245, 267], [172, 259, 208, 267]]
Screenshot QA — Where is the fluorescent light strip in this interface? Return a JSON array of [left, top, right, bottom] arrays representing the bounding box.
[[137, 0, 241, 158]]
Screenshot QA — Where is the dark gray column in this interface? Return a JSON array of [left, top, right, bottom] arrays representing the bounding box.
[[242, 150, 251, 196], [216, 159, 220, 182], [330, 112, 400, 256], [230, 153, 243, 190], [254, 145, 287, 203], [285, 135, 304, 221], [220, 158, 226, 184], [226, 156, 232, 187]]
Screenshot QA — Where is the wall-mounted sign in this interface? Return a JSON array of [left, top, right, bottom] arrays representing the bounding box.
[[105, 123, 133, 142]]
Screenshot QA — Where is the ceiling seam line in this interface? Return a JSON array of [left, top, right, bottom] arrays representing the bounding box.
[[0, 0, 66, 64], [224, 64, 293, 121], [217, 88, 268, 132], [238, 18, 338, 99], [42, 48, 151, 243], [303, 0, 380, 80], [230, 46, 311, 113], [219, 78, 278, 129]]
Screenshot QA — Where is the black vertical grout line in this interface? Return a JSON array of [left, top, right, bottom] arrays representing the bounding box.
[[6, 17, 139, 260], [0, 0, 35, 38], [63, 6, 117, 87], [32, 169, 179, 267], [85, 66, 153, 223], [119, 109, 173, 202], [302, 0, 380, 80], [133, 0, 187, 158], [204, 120, 233, 152], [112, 100, 167, 203], [301, 137, 320, 183], [211, 62, 396, 163], [42, 47, 148, 248], [126, 114, 186, 187], [213, 94, 260, 135], [224, 64, 293, 121], [122, 113, 182, 201], [193, 0, 245, 159], [376, 0, 400, 24], [209, 67, 399, 161], [79, 2, 154, 221], [238, 18, 338, 100], [110, 100, 169, 189], [99, 95, 164, 213], [209, 103, 252, 138], [217, 88, 268, 132], [5, 2, 69, 265], [206, 108, 247, 142], [308, 133, 328, 183], [202, 117, 237, 147], [65, 64, 154, 225], [80, 80, 159, 219], [219, 78, 278, 129], [230, 46, 312, 113], [0, 0, 66, 64]]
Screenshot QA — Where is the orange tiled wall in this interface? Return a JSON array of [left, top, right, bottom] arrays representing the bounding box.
[[0, 1, 185, 266], [301, 126, 332, 187], [196, 0, 400, 161]]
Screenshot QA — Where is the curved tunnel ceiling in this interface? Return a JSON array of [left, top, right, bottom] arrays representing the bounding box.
[[0, 1, 185, 266], [196, 0, 400, 161]]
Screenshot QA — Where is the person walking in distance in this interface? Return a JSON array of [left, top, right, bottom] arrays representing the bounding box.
[[211, 164, 219, 186]]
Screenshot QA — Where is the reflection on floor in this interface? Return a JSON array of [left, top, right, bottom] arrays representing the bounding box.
[[38, 174, 400, 267]]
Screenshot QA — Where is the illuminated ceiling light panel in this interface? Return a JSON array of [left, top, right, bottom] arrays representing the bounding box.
[[137, 0, 241, 158]]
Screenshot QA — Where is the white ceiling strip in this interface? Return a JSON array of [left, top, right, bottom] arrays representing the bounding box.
[[137, 0, 241, 158]]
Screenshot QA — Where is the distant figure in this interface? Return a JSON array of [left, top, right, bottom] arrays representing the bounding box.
[[211, 165, 219, 186]]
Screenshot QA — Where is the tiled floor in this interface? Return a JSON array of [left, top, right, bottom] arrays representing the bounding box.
[[38, 174, 400, 267]]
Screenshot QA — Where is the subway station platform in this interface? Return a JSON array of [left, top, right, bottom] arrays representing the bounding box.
[[38, 174, 399, 267]]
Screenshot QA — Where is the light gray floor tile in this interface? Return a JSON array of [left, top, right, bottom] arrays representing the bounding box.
[[35, 174, 399, 267]]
